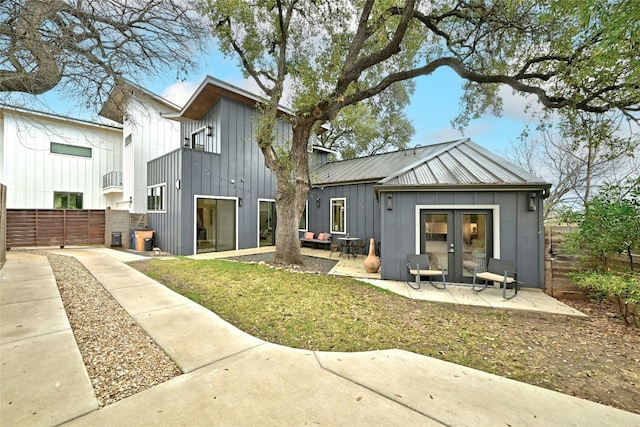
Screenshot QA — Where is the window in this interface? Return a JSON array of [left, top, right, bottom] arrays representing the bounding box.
[[147, 184, 165, 211], [298, 203, 308, 231], [54, 192, 83, 209], [191, 128, 206, 151], [189, 125, 219, 153], [50, 142, 92, 158], [330, 198, 346, 233], [125, 134, 132, 146]]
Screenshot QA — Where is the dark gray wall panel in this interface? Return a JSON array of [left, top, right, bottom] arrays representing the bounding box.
[[147, 149, 182, 255], [159, 96, 281, 254], [378, 189, 545, 288]]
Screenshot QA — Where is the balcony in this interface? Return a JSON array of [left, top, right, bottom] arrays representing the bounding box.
[[102, 171, 123, 194]]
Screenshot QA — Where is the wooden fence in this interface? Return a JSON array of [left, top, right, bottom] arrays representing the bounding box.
[[545, 224, 639, 299], [544, 225, 587, 299], [6, 209, 105, 248]]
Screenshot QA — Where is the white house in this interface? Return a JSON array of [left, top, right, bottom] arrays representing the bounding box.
[[99, 81, 182, 212], [1, 81, 181, 212], [0, 105, 123, 209]]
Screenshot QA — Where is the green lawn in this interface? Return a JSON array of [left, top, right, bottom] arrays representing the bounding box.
[[130, 257, 640, 415]]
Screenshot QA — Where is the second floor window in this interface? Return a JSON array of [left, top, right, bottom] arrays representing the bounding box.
[[50, 142, 92, 158], [330, 198, 346, 234], [190, 125, 219, 153], [147, 184, 165, 212]]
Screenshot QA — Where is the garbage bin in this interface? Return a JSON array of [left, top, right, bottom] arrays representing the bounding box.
[[134, 230, 154, 251], [111, 232, 122, 247], [144, 238, 153, 252]]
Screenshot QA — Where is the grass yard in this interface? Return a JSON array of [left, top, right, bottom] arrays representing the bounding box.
[[130, 257, 640, 415]]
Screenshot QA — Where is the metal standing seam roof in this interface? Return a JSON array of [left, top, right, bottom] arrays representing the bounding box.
[[311, 138, 550, 188]]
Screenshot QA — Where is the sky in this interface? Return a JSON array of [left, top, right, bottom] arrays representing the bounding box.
[[140, 51, 542, 157], [15, 49, 542, 158]]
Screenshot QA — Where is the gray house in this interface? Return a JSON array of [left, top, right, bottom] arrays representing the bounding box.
[[145, 77, 550, 289], [307, 139, 551, 288], [146, 77, 290, 255]]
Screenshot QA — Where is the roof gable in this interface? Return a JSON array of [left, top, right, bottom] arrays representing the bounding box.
[[164, 76, 293, 122], [99, 79, 180, 124]]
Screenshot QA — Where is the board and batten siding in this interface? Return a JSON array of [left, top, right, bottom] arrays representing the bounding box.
[[379, 190, 545, 287], [146, 148, 182, 254], [308, 182, 382, 244], [1, 110, 122, 209], [148, 96, 282, 255], [122, 98, 181, 213]]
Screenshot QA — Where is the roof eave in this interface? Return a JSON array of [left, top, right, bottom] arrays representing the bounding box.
[[99, 79, 180, 124], [164, 75, 293, 122], [373, 182, 553, 196]]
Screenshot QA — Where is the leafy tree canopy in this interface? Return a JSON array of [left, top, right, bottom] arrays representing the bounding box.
[[561, 177, 640, 269], [202, 0, 640, 263], [317, 81, 415, 159]]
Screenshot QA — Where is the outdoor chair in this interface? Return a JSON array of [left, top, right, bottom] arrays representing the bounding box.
[[338, 240, 349, 258], [406, 254, 446, 290], [472, 258, 518, 299], [329, 238, 340, 258], [350, 239, 365, 258]]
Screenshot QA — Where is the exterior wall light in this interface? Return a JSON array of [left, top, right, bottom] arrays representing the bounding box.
[[528, 192, 537, 211], [386, 194, 393, 210]]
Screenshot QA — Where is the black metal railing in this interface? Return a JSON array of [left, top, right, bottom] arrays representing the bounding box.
[[102, 171, 122, 189]]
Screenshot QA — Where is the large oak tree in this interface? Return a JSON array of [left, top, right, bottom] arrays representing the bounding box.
[[0, 0, 207, 105], [200, 0, 639, 265]]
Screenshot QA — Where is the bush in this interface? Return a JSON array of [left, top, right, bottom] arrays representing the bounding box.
[[569, 270, 639, 326]]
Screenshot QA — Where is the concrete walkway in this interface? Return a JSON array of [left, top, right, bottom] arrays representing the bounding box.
[[1, 248, 639, 426]]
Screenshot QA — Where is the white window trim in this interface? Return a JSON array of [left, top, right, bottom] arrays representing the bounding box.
[[193, 195, 239, 255], [190, 125, 219, 153], [258, 198, 276, 247], [414, 204, 500, 258], [298, 200, 308, 232], [147, 183, 166, 213], [330, 197, 347, 234], [190, 127, 206, 151]]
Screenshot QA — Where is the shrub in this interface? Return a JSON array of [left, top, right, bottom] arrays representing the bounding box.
[[569, 270, 639, 326]]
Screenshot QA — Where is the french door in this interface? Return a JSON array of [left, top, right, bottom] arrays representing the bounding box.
[[420, 210, 493, 283]]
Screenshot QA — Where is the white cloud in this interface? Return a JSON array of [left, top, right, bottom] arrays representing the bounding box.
[[160, 80, 202, 107]]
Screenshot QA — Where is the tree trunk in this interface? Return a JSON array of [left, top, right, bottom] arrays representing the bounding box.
[[272, 119, 313, 265]]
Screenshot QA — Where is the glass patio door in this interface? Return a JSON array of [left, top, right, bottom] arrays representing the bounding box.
[[196, 197, 236, 253], [421, 212, 452, 276], [259, 200, 276, 247], [460, 213, 489, 280], [420, 210, 492, 283]]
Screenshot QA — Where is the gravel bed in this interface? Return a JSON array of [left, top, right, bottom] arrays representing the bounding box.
[[45, 253, 181, 407], [225, 253, 338, 274]]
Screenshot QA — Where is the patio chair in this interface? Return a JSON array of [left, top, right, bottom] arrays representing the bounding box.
[[472, 258, 518, 299], [338, 240, 348, 258], [350, 239, 365, 258], [329, 239, 340, 258], [406, 254, 446, 290]]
